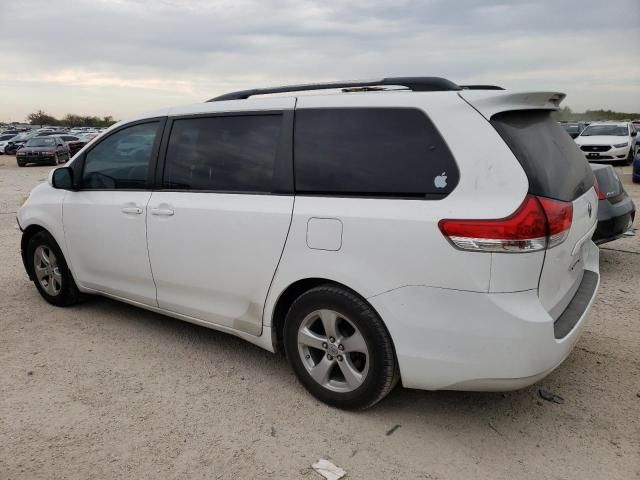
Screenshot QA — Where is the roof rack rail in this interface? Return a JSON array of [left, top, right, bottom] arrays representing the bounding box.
[[207, 77, 461, 102], [460, 85, 504, 90]]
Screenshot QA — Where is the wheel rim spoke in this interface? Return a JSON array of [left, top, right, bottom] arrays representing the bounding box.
[[310, 356, 334, 385], [338, 356, 364, 389], [340, 330, 367, 353], [319, 310, 338, 339], [298, 327, 326, 351]]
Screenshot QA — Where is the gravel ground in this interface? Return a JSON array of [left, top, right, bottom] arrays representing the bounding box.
[[1, 154, 639, 480]]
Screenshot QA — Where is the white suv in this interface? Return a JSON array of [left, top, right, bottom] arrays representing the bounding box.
[[17, 78, 600, 409], [575, 122, 637, 164]]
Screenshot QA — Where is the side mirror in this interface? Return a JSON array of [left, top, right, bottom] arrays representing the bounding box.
[[631, 131, 637, 137], [57, 143, 64, 146], [51, 167, 74, 190]]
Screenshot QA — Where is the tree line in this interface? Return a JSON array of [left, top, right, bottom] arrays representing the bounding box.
[[554, 106, 640, 122], [26, 110, 118, 127]]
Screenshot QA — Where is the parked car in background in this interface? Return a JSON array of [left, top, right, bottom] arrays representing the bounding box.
[[575, 122, 637, 164], [76, 132, 100, 143], [591, 164, 635, 244], [633, 151, 640, 183], [4, 136, 30, 154], [560, 122, 586, 139], [17, 78, 600, 409], [57, 134, 87, 157], [16, 136, 71, 166], [0, 133, 18, 154]]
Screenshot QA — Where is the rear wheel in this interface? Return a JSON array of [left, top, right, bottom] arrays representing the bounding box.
[[26, 231, 83, 306], [284, 285, 398, 409]]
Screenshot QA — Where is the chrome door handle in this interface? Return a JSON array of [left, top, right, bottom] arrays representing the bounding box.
[[151, 208, 175, 216], [121, 207, 143, 214]]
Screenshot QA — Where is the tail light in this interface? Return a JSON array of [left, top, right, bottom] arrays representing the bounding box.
[[593, 178, 606, 200], [438, 194, 573, 253]]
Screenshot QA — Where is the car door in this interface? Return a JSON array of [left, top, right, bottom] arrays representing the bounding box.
[[147, 106, 294, 335], [63, 119, 165, 305]]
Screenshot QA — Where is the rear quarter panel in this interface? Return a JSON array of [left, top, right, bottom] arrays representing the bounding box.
[[264, 91, 531, 327]]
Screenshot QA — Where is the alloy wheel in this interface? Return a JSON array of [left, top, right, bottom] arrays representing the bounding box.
[[33, 245, 62, 296], [297, 309, 370, 392]]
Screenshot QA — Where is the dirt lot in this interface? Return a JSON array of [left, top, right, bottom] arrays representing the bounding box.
[[0, 154, 638, 480]]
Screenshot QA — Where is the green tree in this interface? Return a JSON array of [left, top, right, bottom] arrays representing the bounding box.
[[26, 110, 59, 126]]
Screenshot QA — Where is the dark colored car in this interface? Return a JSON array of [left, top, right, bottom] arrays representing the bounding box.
[[591, 164, 636, 244], [56, 134, 87, 157], [633, 151, 640, 183], [16, 136, 71, 167], [5, 140, 27, 155], [560, 122, 586, 139]]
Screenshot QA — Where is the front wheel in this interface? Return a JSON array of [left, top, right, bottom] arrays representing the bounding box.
[[17, 160, 26, 167], [284, 285, 398, 409], [26, 231, 83, 306]]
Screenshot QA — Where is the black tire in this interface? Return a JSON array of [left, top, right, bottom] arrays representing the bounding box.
[[17, 160, 26, 167], [26, 230, 83, 307], [626, 147, 635, 165], [284, 284, 398, 410]]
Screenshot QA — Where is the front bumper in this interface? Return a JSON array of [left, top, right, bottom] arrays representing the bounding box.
[[17, 154, 55, 164], [369, 242, 600, 391], [580, 145, 630, 161]]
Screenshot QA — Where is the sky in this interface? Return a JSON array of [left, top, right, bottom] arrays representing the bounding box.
[[0, 0, 639, 123]]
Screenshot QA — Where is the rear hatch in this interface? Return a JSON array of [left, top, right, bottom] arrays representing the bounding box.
[[461, 91, 597, 318]]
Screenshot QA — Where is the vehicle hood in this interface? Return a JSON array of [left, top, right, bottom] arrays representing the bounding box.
[[575, 135, 628, 145]]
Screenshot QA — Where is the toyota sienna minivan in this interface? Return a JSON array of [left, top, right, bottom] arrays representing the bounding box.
[[17, 77, 600, 409]]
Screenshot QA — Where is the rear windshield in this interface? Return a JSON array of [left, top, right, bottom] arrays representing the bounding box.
[[491, 110, 594, 202]]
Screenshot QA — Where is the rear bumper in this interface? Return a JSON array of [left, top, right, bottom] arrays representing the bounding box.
[[369, 242, 600, 391], [593, 196, 636, 245]]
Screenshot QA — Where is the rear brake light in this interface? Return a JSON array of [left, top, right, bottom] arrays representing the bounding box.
[[593, 179, 606, 200], [438, 194, 573, 253]]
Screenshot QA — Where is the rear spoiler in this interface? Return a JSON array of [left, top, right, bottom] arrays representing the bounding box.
[[458, 90, 566, 120]]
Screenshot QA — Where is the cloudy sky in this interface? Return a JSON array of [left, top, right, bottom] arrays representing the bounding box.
[[1, 0, 639, 123]]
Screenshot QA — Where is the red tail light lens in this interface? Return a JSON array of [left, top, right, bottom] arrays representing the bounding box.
[[438, 194, 572, 252], [537, 196, 573, 247], [593, 178, 606, 200]]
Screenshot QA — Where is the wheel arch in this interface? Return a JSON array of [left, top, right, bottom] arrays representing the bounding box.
[[268, 277, 396, 359], [20, 224, 50, 279]]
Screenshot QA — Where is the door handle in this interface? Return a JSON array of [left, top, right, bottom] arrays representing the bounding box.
[[121, 207, 143, 214], [151, 208, 175, 216]]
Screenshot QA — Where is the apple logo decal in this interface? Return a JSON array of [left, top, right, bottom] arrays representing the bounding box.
[[434, 172, 447, 189]]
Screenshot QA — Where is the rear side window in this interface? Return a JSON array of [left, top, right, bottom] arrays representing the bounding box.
[[491, 110, 594, 202], [294, 108, 458, 197], [163, 115, 282, 193]]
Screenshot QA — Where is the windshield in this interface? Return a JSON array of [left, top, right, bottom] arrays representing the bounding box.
[[580, 125, 628, 136], [25, 137, 56, 147], [0, 134, 16, 141]]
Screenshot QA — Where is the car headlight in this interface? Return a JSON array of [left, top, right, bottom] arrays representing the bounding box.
[[17, 151, 25, 155], [613, 142, 628, 148]]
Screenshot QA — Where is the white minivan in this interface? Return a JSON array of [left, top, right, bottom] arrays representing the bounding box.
[[17, 78, 600, 409]]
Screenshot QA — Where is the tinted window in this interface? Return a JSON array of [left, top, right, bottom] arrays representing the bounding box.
[[82, 122, 159, 190], [163, 115, 282, 192], [26, 137, 55, 147], [294, 108, 458, 197], [491, 110, 594, 202]]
